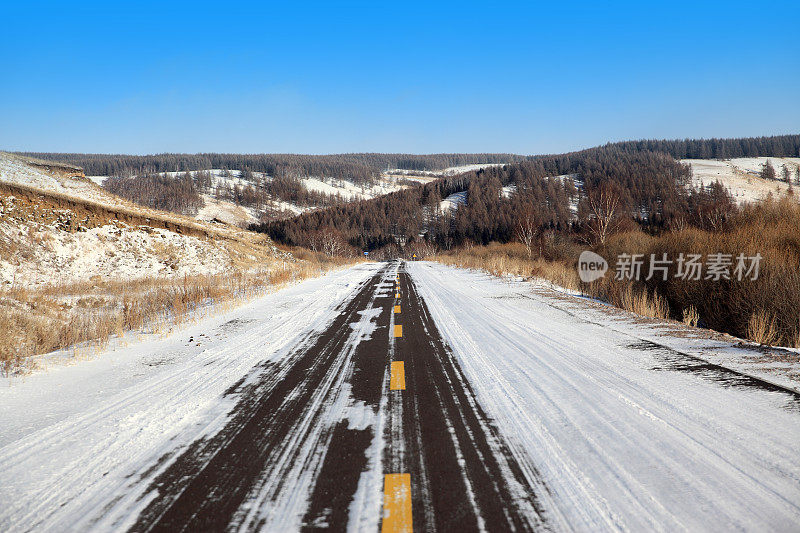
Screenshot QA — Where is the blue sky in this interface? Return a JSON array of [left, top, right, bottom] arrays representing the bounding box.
[[2, 0, 798, 155]]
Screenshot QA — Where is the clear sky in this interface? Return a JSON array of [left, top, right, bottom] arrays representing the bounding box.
[[2, 0, 798, 155]]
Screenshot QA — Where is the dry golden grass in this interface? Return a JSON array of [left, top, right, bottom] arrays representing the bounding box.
[[434, 242, 584, 291], [0, 251, 358, 375], [747, 309, 779, 346], [608, 284, 669, 319], [682, 305, 700, 327], [603, 197, 800, 346]]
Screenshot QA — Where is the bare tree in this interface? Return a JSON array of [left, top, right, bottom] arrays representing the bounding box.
[[515, 208, 538, 258], [319, 228, 348, 256], [407, 240, 437, 259], [670, 215, 688, 232], [586, 184, 622, 245]]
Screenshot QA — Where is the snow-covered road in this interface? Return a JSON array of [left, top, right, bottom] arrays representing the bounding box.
[[1, 261, 799, 532], [409, 261, 800, 531]]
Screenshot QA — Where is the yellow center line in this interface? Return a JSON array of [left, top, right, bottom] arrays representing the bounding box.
[[395, 292, 401, 299], [389, 361, 405, 390], [382, 473, 412, 532], [394, 305, 401, 314], [393, 324, 403, 338]]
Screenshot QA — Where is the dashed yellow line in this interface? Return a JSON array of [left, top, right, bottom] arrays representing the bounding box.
[[382, 473, 412, 532], [390, 361, 406, 390], [394, 305, 401, 314], [394, 324, 403, 337], [395, 292, 401, 299]]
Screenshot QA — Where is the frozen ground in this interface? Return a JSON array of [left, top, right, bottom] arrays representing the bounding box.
[[684, 157, 800, 204]]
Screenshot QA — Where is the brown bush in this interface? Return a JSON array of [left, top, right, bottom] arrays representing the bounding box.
[[599, 197, 800, 346]]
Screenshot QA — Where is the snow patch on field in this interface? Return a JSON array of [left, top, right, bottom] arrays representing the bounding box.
[[387, 163, 503, 177], [194, 194, 259, 226], [440, 191, 467, 212], [301, 176, 407, 201]]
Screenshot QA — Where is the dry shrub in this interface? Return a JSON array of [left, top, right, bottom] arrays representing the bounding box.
[[793, 319, 800, 349], [747, 309, 779, 346], [530, 259, 582, 292], [436, 197, 800, 346], [602, 197, 800, 345], [434, 241, 583, 290], [682, 305, 699, 327], [610, 284, 669, 319]]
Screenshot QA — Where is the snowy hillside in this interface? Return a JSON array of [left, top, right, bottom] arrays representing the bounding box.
[[301, 175, 406, 201], [0, 155, 281, 286], [0, 152, 116, 205], [93, 168, 417, 225], [87, 161, 508, 226], [684, 157, 800, 204], [439, 191, 468, 212], [386, 163, 503, 179]]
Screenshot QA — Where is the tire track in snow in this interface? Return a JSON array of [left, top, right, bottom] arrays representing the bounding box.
[[130, 267, 389, 531]]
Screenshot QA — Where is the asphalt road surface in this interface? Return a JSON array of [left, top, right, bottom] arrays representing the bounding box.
[[130, 262, 544, 532]]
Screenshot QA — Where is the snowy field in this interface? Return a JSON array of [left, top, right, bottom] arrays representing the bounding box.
[[684, 157, 800, 204], [409, 261, 800, 531]]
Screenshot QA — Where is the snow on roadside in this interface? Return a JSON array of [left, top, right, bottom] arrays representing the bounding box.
[[0, 263, 379, 531], [408, 261, 800, 531]]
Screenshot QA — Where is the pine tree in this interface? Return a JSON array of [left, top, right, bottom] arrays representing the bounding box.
[[760, 160, 776, 180], [781, 164, 792, 183]]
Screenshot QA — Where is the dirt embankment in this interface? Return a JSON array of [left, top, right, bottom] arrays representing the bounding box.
[[0, 182, 213, 239]]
